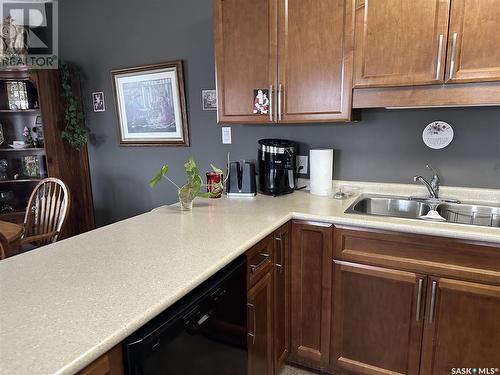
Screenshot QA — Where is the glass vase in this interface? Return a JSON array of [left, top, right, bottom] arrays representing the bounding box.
[[178, 189, 195, 211]]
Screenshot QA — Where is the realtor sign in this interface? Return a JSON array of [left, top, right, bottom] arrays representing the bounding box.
[[0, 0, 58, 69]]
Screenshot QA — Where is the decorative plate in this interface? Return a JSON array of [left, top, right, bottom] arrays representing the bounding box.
[[422, 121, 454, 150], [8, 143, 29, 149]]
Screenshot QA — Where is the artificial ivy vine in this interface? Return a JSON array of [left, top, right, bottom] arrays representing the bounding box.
[[60, 61, 89, 150]]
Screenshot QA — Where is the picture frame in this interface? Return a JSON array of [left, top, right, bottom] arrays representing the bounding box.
[[21, 156, 40, 178], [201, 89, 217, 111], [111, 61, 190, 147], [92, 91, 106, 112]]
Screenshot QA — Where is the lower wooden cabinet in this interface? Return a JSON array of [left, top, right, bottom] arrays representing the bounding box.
[[332, 226, 500, 375], [331, 261, 426, 375], [420, 277, 500, 375], [244, 224, 500, 375], [289, 221, 333, 371], [77, 345, 123, 375], [247, 270, 274, 375], [274, 223, 291, 370], [246, 223, 291, 375]]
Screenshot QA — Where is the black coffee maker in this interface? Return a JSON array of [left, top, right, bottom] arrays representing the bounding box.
[[258, 139, 297, 196]]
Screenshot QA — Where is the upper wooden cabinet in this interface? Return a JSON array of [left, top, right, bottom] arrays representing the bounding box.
[[213, 0, 277, 124], [277, 0, 354, 122], [445, 0, 500, 83], [213, 0, 354, 124], [353, 0, 451, 88]]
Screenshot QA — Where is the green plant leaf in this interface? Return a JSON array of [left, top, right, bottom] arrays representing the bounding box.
[[196, 191, 211, 198], [149, 164, 169, 188], [210, 164, 223, 174], [184, 157, 197, 173], [59, 61, 89, 150]]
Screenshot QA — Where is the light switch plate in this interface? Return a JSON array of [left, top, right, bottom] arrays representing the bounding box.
[[222, 127, 232, 144], [296, 155, 308, 174]]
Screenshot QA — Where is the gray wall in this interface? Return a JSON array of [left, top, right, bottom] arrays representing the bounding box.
[[60, 0, 500, 227]]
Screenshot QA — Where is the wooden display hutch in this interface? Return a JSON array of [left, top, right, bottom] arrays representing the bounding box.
[[0, 68, 94, 239]]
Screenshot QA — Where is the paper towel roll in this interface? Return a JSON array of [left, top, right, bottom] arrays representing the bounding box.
[[310, 149, 333, 196]]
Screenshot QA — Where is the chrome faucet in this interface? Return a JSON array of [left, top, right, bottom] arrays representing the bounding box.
[[414, 164, 440, 199]]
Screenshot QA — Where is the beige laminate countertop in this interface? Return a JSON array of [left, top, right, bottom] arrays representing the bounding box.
[[1, 185, 499, 375]]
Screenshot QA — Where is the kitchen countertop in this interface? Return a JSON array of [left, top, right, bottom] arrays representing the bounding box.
[[1, 182, 499, 375]]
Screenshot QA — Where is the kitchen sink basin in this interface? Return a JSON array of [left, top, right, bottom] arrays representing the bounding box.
[[437, 202, 500, 228], [345, 195, 500, 228], [345, 196, 431, 219]]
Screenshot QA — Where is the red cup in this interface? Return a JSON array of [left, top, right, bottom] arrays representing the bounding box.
[[206, 172, 223, 198]]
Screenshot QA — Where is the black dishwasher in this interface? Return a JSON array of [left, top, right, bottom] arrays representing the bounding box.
[[123, 256, 247, 375]]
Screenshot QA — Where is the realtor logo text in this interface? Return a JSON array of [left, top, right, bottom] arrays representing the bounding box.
[[451, 368, 499, 375]]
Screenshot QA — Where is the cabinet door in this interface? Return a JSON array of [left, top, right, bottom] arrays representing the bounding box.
[[289, 221, 333, 371], [213, 0, 277, 124], [248, 271, 274, 375], [353, 0, 450, 88], [420, 278, 500, 375], [277, 0, 354, 122], [274, 223, 290, 371], [445, 0, 500, 83], [332, 261, 426, 375]]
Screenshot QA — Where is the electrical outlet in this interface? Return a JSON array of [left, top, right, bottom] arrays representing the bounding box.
[[222, 127, 232, 144], [296, 155, 308, 175]]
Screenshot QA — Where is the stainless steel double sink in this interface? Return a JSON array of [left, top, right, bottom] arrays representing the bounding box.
[[345, 195, 500, 228]]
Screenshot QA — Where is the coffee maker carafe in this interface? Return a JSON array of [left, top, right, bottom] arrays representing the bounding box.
[[258, 139, 297, 196]]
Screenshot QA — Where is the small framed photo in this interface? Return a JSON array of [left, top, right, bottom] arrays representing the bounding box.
[[92, 91, 106, 112], [21, 156, 40, 178], [201, 89, 217, 111], [111, 60, 190, 147]]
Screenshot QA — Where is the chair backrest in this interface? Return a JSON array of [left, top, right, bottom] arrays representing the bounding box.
[[0, 232, 9, 260], [23, 178, 70, 246]]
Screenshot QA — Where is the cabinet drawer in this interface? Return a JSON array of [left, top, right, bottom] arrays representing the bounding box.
[[246, 235, 275, 288], [334, 226, 500, 286]]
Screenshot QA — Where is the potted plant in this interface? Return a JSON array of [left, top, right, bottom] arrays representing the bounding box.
[[150, 157, 224, 210]]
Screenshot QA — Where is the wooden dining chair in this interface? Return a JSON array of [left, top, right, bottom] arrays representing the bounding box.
[[0, 232, 9, 260], [21, 178, 71, 247]]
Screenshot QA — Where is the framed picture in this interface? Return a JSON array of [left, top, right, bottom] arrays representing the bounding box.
[[21, 156, 40, 178], [201, 89, 217, 111], [111, 61, 190, 147], [92, 91, 106, 112]]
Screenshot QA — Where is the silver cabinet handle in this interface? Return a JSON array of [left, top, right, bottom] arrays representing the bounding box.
[[449, 32, 458, 80], [428, 280, 438, 323], [275, 236, 283, 273], [435, 34, 444, 80], [278, 84, 282, 122], [247, 303, 256, 344], [249, 252, 270, 273], [269, 85, 273, 122], [415, 278, 424, 321]]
